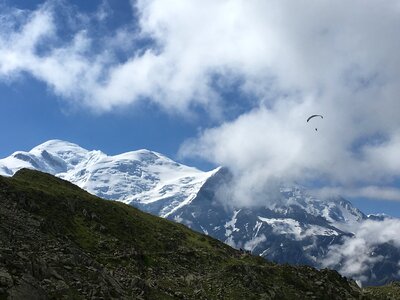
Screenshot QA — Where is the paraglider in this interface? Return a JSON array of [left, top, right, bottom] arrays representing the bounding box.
[[307, 114, 323, 131], [306, 114, 323, 122]]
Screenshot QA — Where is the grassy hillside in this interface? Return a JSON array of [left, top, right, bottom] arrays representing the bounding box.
[[0, 169, 393, 299], [363, 281, 400, 299]]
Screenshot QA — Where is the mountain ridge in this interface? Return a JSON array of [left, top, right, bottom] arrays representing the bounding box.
[[0, 140, 216, 218], [0, 168, 371, 299], [1, 140, 400, 286]]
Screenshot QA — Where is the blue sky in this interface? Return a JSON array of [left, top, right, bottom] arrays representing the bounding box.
[[1, 0, 400, 216], [0, 75, 208, 165], [0, 0, 219, 167]]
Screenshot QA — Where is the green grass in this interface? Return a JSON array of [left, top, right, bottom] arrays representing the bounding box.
[[0, 169, 380, 299], [364, 282, 400, 299]]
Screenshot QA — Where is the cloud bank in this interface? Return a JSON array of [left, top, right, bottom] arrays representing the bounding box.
[[1, 0, 400, 203], [322, 218, 400, 285]]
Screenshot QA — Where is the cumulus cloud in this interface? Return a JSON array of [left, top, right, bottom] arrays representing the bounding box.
[[176, 0, 400, 204], [321, 218, 400, 285], [0, 1, 109, 108], [1, 1, 400, 204]]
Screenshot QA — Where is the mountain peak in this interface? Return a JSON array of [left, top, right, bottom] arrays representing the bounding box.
[[30, 139, 83, 150], [113, 149, 165, 163], [1, 140, 217, 218], [30, 139, 89, 156]]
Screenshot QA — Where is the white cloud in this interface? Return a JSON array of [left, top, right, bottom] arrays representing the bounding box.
[[314, 186, 400, 202], [175, 0, 400, 204], [244, 234, 266, 252], [321, 218, 400, 284], [1, 1, 400, 203], [0, 2, 107, 108]]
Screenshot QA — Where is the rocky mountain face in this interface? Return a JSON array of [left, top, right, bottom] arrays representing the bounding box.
[[1, 140, 400, 286], [164, 167, 358, 265], [163, 168, 400, 287], [0, 169, 372, 299]]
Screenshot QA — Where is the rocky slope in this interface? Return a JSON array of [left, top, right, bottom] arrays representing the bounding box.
[[0, 169, 370, 299], [364, 281, 400, 299]]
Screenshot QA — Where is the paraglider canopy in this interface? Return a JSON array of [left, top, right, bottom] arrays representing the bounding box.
[[307, 114, 323, 131], [306, 114, 323, 122]]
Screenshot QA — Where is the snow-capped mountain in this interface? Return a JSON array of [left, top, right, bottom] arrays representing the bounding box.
[[1, 140, 400, 286], [0, 140, 217, 218], [161, 167, 362, 265]]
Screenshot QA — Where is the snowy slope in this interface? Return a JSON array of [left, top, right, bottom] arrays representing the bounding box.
[[163, 174, 359, 266], [0, 140, 90, 176]]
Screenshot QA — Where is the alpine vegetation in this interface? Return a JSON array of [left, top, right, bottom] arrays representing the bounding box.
[[0, 168, 366, 299]]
